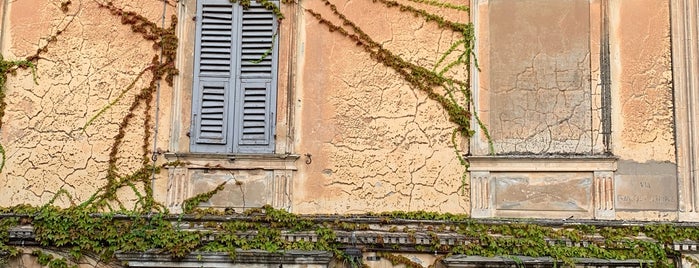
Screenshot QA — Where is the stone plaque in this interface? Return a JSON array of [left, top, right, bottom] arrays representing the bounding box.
[[615, 175, 678, 211], [190, 169, 273, 208], [494, 172, 592, 214]]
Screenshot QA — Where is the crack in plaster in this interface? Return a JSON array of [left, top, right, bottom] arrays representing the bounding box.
[[0, 0, 160, 206]]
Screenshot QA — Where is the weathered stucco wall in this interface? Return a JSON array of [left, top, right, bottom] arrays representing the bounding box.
[[473, 0, 673, 160], [610, 0, 674, 163], [0, 1, 693, 267], [0, 0, 681, 220], [610, 0, 676, 219], [0, 0, 472, 214], [487, 0, 596, 155], [470, 0, 676, 220], [0, 0, 175, 207], [293, 0, 470, 214]]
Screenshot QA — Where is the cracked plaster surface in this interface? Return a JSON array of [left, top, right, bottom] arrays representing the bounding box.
[[477, 0, 674, 161], [612, 0, 674, 163], [486, 0, 595, 155], [0, 0, 175, 207], [295, 0, 470, 214]]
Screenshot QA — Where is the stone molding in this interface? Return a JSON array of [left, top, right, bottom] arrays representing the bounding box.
[[164, 153, 298, 213], [115, 250, 333, 267], [468, 156, 617, 219], [441, 256, 650, 268], [468, 156, 617, 172], [7, 219, 699, 255], [671, 0, 699, 221], [0, 225, 680, 250], [163, 153, 300, 171], [6, 222, 699, 268]]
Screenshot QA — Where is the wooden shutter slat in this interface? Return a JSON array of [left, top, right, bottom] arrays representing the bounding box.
[[202, 4, 234, 11], [241, 37, 274, 43], [201, 36, 232, 42], [201, 23, 232, 29], [200, 58, 231, 63], [242, 14, 274, 19], [240, 66, 272, 72], [201, 48, 231, 54], [239, 48, 270, 53], [241, 25, 273, 31]]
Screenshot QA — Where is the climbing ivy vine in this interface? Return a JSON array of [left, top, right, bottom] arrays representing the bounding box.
[[0, 56, 36, 175], [304, 0, 491, 193], [0, 203, 697, 267]]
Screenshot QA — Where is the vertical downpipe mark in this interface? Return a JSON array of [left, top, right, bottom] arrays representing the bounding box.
[[0, 0, 9, 52], [151, 0, 168, 196], [600, 0, 612, 154]]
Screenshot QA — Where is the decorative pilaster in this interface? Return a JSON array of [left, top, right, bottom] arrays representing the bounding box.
[[593, 171, 615, 219], [470, 171, 493, 218], [671, 0, 699, 221], [166, 167, 190, 213], [272, 169, 292, 210]]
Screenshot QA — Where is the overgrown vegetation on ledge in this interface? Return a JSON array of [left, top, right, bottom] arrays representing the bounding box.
[[0, 204, 697, 267]]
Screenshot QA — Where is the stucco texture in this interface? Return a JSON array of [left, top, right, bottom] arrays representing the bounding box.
[[611, 0, 674, 163], [0, 0, 174, 207], [486, 0, 595, 155], [294, 0, 470, 214]]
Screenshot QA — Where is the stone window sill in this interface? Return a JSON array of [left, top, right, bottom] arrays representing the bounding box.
[[467, 155, 618, 172], [163, 152, 300, 170]]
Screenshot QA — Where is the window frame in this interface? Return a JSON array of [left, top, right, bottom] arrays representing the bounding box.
[[189, 0, 280, 154]]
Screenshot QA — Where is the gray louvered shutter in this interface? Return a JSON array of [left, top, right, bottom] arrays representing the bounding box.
[[234, 2, 278, 153], [191, 0, 236, 153]]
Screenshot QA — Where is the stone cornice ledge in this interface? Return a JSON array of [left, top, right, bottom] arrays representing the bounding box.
[[164, 153, 300, 170], [466, 155, 617, 172], [7, 223, 699, 256], [115, 250, 333, 267], [442, 256, 652, 267]]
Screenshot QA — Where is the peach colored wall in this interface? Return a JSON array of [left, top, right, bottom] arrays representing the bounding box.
[[0, 0, 678, 219], [610, 0, 676, 220], [0, 0, 471, 214], [470, 0, 676, 221], [610, 0, 674, 163], [293, 0, 470, 214], [0, 0, 175, 207]]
